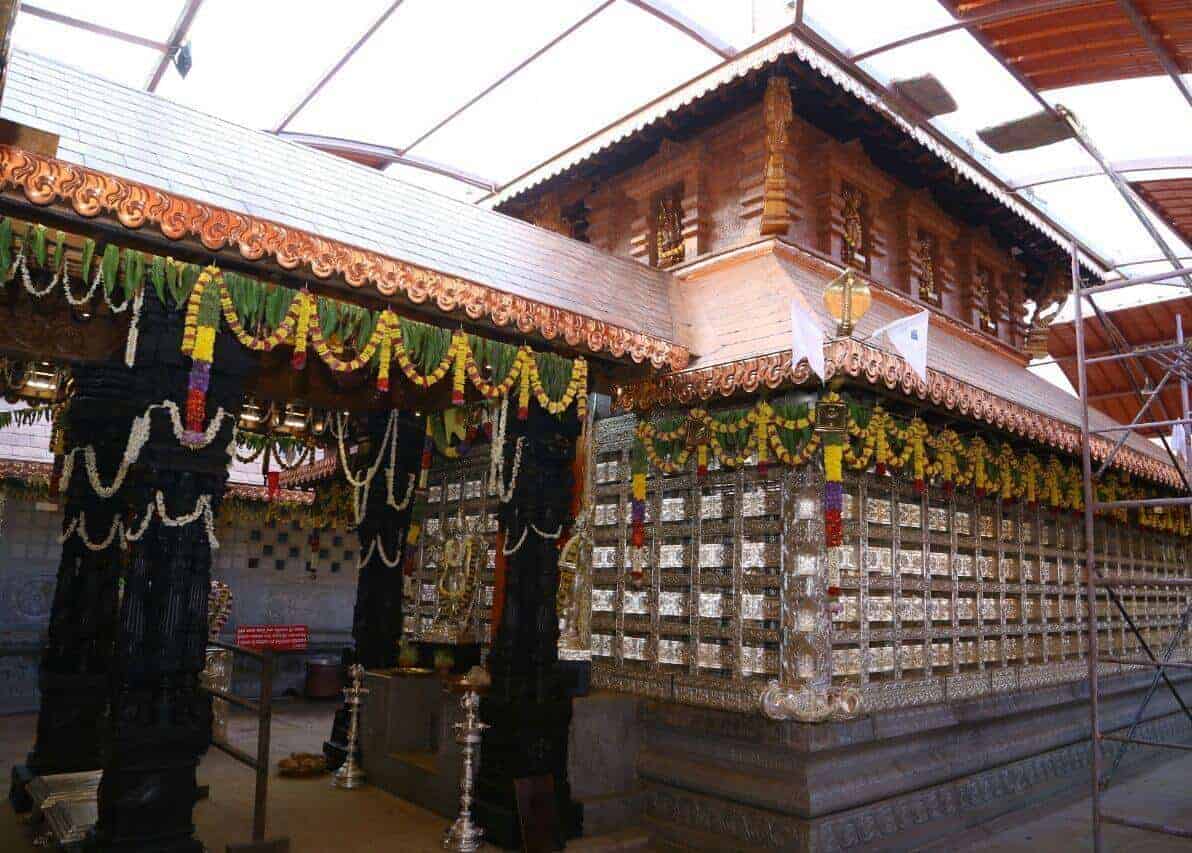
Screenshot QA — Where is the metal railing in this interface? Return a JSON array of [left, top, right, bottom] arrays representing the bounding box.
[[201, 639, 290, 853]]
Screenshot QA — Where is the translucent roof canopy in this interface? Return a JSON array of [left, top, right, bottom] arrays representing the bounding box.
[[9, 0, 1191, 292]]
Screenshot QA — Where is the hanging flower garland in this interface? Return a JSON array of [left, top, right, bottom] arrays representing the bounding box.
[[629, 439, 648, 586], [181, 266, 223, 432], [631, 395, 1192, 541], [189, 267, 588, 418]]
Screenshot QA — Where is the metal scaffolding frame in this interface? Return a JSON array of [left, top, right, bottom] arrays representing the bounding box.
[[1073, 254, 1192, 849]]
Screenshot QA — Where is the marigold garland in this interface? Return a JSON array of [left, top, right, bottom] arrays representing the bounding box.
[[632, 395, 1192, 543], [184, 267, 588, 418]]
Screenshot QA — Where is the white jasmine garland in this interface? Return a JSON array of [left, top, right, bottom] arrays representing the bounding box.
[[61, 401, 236, 497], [63, 265, 102, 306], [125, 492, 219, 550], [489, 398, 524, 504], [501, 526, 529, 556], [529, 523, 563, 540], [59, 512, 125, 551], [357, 533, 402, 570], [13, 253, 56, 298], [123, 286, 145, 368]]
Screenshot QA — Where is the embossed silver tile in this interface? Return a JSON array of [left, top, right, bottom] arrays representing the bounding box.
[[697, 642, 724, 668], [421, 584, 436, 603], [661, 497, 686, 522], [447, 483, 461, 502], [899, 503, 922, 528], [465, 480, 483, 499], [624, 591, 649, 615], [742, 489, 768, 517], [741, 593, 766, 620], [425, 518, 441, 536], [622, 636, 647, 660], [956, 512, 971, 535], [699, 543, 726, 568], [700, 492, 724, 519], [593, 589, 615, 612], [659, 544, 685, 568], [427, 485, 442, 503], [867, 498, 892, 525], [658, 639, 688, 665], [593, 500, 615, 526], [699, 592, 724, 618], [928, 552, 950, 575], [929, 508, 948, 532], [593, 546, 617, 568], [741, 645, 769, 674], [741, 541, 766, 569], [659, 591, 687, 616], [592, 634, 613, 656]]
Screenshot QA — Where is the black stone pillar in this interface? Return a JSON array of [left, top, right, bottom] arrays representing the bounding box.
[[8, 368, 131, 811], [324, 409, 423, 770], [475, 406, 582, 849], [87, 286, 250, 853]]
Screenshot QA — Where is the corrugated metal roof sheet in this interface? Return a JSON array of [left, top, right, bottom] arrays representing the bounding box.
[[0, 49, 680, 347]]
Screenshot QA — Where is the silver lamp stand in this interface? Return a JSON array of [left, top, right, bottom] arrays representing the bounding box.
[[332, 663, 368, 790], [443, 674, 489, 852]]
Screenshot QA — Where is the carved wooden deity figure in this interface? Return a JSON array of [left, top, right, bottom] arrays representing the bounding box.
[[475, 405, 583, 848], [655, 191, 685, 268]]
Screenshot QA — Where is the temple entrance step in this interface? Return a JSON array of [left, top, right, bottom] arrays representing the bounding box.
[[567, 826, 652, 851]]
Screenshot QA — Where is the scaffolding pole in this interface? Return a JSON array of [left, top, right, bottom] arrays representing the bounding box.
[[1074, 243, 1192, 850]]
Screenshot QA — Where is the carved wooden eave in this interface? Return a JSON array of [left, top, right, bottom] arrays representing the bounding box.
[[615, 337, 1180, 488], [0, 145, 691, 371]]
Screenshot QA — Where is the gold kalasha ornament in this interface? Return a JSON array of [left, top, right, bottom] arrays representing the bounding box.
[[823, 268, 871, 338]]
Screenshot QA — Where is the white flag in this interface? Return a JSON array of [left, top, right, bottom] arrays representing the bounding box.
[[791, 302, 825, 380], [873, 310, 929, 383], [1174, 423, 1189, 464]]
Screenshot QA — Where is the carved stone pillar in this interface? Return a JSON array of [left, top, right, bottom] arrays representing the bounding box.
[[475, 406, 582, 848], [88, 286, 250, 853], [325, 409, 423, 770], [8, 366, 131, 811]]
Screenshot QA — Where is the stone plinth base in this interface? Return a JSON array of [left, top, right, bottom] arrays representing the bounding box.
[[362, 664, 1192, 851], [639, 670, 1192, 852]]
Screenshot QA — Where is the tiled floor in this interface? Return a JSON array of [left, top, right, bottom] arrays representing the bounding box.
[[4, 702, 1192, 851]]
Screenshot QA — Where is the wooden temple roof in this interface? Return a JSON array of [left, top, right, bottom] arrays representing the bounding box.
[[938, 0, 1192, 91], [1133, 177, 1192, 245], [484, 28, 1109, 281], [0, 50, 689, 369], [1048, 294, 1192, 437]]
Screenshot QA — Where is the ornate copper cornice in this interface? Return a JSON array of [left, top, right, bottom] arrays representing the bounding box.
[[277, 451, 338, 487], [224, 482, 314, 505], [0, 145, 689, 370], [0, 458, 52, 482], [616, 338, 1181, 487]]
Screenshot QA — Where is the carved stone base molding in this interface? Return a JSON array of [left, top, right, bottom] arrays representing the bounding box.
[[637, 669, 1192, 852]]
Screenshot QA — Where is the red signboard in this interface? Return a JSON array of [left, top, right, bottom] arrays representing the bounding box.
[[235, 624, 309, 651]]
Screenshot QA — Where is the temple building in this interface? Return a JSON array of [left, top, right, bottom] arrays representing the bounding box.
[[0, 2, 1191, 852]]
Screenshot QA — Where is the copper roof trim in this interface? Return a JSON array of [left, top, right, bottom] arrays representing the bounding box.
[[616, 337, 1180, 487], [224, 482, 315, 504], [277, 451, 339, 487], [0, 145, 690, 370], [0, 458, 51, 482]]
